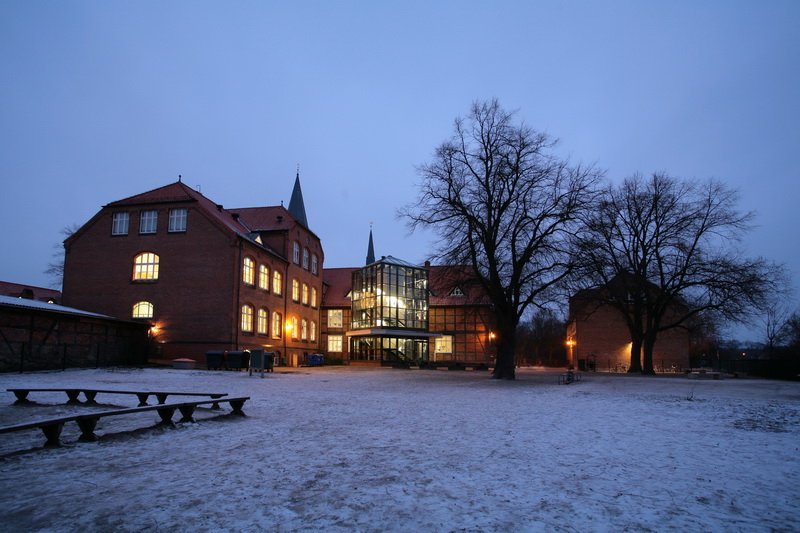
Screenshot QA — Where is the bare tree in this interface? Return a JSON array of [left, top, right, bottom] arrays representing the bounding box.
[[45, 224, 81, 290], [574, 172, 784, 374], [401, 99, 600, 379]]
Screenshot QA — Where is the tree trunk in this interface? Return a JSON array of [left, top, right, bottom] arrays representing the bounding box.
[[642, 334, 656, 375], [628, 336, 642, 373], [491, 323, 516, 380]]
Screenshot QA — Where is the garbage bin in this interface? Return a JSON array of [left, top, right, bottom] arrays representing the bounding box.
[[226, 350, 249, 371], [205, 351, 225, 370], [264, 352, 275, 372], [308, 353, 324, 366]]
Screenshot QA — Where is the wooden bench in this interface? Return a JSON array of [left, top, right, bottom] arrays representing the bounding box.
[[8, 388, 228, 407], [0, 396, 250, 447]]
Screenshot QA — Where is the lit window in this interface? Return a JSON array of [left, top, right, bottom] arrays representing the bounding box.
[[112, 212, 129, 235], [311, 254, 318, 275], [291, 316, 299, 339], [311, 287, 317, 308], [273, 271, 282, 295], [241, 305, 254, 333], [292, 279, 300, 302], [132, 301, 153, 319], [243, 257, 255, 286], [303, 248, 309, 270], [328, 309, 343, 328], [133, 252, 159, 281], [328, 335, 343, 352], [302, 283, 309, 305], [310, 321, 317, 342], [435, 335, 453, 354], [257, 308, 268, 335], [301, 319, 308, 340], [272, 312, 282, 339], [258, 265, 269, 290], [139, 210, 157, 234], [168, 208, 187, 232], [293, 242, 300, 264]]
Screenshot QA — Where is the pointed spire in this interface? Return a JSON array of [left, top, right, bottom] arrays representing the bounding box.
[[366, 224, 375, 265], [287, 168, 309, 228]]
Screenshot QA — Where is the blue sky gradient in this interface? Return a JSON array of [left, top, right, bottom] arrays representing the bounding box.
[[1, 1, 798, 337]]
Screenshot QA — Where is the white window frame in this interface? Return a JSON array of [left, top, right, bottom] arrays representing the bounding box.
[[273, 271, 283, 295], [139, 210, 158, 234], [328, 309, 343, 329], [258, 265, 269, 290], [133, 252, 159, 281], [435, 335, 454, 354], [243, 257, 255, 286], [311, 254, 318, 275], [168, 208, 187, 233], [241, 305, 254, 333], [272, 312, 282, 339], [112, 212, 129, 235], [293, 242, 300, 264], [257, 308, 268, 335], [328, 335, 343, 352]]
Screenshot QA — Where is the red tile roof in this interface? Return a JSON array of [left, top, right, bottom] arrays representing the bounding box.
[[0, 281, 61, 302], [322, 268, 357, 307]]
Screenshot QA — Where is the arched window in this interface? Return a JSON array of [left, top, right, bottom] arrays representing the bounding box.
[[257, 308, 268, 335], [258, 265, 269, 290], [132, 301, 154, 319], [133, 252, 159, 281], [272, 312, 282, 339], [310, 320, 317, 342], [301, 319, 308, 340], [303, 248, 309, 269], [242, 257, 255, 286], [291, 316, 299, 339], [302, 283, 309, 305], [241, 304, 254, 333], [311, 287, 318, 308], [293, 242, 300, 264], [273, 271, 283, 295], [311, 254, 319, 275]]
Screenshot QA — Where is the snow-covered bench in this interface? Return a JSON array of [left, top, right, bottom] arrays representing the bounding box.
[[7, 388, 228, 406], [0, 396, 250, 447]]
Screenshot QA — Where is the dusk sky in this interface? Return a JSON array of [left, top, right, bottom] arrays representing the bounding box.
[[1, 1, 798, 336]]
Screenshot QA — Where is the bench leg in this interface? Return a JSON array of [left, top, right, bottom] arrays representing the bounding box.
[[136, 393, 150, 407], [65, 390, 81, 404], [228, 399, 247, 416], [83, 391, 98, 405], [178, 405, 196, 423], [155, 393, 168, 404], [156, 406, 176, 426], [76, 416, 99, 441], [40, 422, 65, 447], [12, 390, 30, 405]]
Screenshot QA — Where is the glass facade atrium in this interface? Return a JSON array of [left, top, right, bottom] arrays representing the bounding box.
[[348, 256, 434, 364]]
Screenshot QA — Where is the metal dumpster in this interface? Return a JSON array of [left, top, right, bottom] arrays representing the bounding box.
[[226, 350, 250, 371], [205, 351, 225, 370], [307, 353, 324, 366]]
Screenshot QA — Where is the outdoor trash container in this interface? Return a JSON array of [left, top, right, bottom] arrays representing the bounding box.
[[264, 352, 274, 371], [308, 353, 324, 366], [226, 350, 250, 370], [205, 351, 225, 370]]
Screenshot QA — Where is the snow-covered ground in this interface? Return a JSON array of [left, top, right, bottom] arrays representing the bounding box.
[[0, 366, 798, 532]]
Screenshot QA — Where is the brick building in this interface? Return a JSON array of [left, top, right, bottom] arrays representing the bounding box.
[[566, 277, 690, 372], [321, 231, 494, 367], [62, 175, 323, 366]]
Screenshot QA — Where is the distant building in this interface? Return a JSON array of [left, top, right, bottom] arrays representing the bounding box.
[[62, 174, 323, 366], [0, 281, 61, 304], [566, 276, 690, 372], [321, 231, 495, 368]]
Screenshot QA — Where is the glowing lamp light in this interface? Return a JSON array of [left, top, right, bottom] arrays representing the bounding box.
[[488, 332, 496, 341], [566, 339, 576, 348]]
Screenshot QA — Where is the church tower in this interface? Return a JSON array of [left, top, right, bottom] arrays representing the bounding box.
[[288, 170, 309, 228], [366, 226, 376, 265]]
